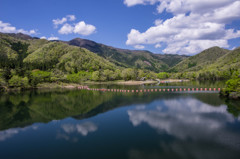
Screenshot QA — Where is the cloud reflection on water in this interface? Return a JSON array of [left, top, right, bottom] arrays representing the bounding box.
[[0, 125, 38, 141], [57, 121, 98, 142], [128, 98, 240, 148], [61, 122, 98, 136]]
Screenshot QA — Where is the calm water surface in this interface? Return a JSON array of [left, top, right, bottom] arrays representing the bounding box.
[[0, 83, 240, 159]]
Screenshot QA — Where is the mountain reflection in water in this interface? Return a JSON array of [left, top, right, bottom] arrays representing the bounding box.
[[0, 88, 240, 159]]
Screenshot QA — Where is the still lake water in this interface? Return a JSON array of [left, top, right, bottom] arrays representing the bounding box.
[[0, 82, 240, 159]]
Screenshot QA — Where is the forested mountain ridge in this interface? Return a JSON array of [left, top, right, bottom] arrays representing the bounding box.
[[169, 46, 240, 82], [206, 47, 240, 71], [1, 33, 188, 72], [169, 46, 230, 72], [67, 38, 187, 71], [1, 32, 239, 90], [0, 32, 117, 72]]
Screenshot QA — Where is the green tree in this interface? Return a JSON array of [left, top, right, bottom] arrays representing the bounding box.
[[9, 75, 29, 88], [91, 71, 100, 81], [157, 72, 169, 79], [122, 68, 135, 81], [30, 70, 51, 86]]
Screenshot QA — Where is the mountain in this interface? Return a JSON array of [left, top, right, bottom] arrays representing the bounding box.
[[68, 38, 187, 72], [206, 47, 240, 71], [0, 33, 188, 73], [0, 32, 116, 73], [169, 46, 229, 72], [5, 33, 34, 40], [1, 32, 238, 75]]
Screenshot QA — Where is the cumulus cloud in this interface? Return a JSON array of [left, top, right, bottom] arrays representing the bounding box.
[[48, 36, 59, 41], [124, 0, 240, 55], [53, 15, 96, 36], [155, 43, 161, 48], [134, 45, 145, 49], [58, 21, 96, 36], [67, 15, 76, 21], [73, 21, 96, 35], [58, 23, 73, 34], [124, 0, 158, 7], [40, 36, 59, 40], [52, 14, 76, 28], [40, 36, 47, 39], [0, 20, 37, 35]]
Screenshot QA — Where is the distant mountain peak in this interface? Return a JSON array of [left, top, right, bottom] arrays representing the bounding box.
[[69, 38, 98, 47], [6, 32, 33, 40]]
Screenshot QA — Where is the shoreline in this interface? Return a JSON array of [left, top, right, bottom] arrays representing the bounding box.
[[85, 79, 189, 85], [0, 79, 190, 91], [158, 79, 190, 83]]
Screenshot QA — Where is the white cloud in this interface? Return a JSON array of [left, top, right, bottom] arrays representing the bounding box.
[[124, 0, 240, 55], [67, 15, 76, 21], [0, 20, 37, 35], [58, 21, 96, 36], [52, 17, 67, 28], [58, 23, 74, 34], [52, 14, 76, 28], [154, 19, 163, 25], [124, 0, 237, 14], [124, 0, 158, 7], [155, 43, 161, 48], [40, 36, 59, 40], [48, 36, 59, 41], [134, 45, 145, 49], [53, 15, 96, 36], [40, 36, 47, 39], [73, 21, 96, 36]]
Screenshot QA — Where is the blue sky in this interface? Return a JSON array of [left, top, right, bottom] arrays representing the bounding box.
[[0, 0, 240, 55]]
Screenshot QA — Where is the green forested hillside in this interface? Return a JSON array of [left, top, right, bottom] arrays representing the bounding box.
[[24, 42, 115, 72], [0, 33, 120, 88], [169, 47, 229, 72], [0, 33, 170, 89], [206, 47, 240, 71], [169, 47, 240, 82], [68, 38, 187, 72], [1, 32, 239, 90]]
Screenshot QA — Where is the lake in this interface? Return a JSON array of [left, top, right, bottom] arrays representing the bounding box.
[[0, 82, 240, 159]]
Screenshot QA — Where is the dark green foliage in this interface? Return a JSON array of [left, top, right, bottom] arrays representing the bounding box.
[[8, 75, 29, 88], [220, 71, 240, 99], [121, 68, 137, 81], [67, 71, 92, 83], [0, 76, 6, 87], [1, 32, 240, 89], [157, 72, 169, 79], [57, 47, 115, 73], [50, 69, 66, 82], [23, 42, 70, 70], [226, 78, 240, 92], [206, 47, 240, 72], [11, 41, 29, 67], [0, 33, 31, 79], [68, 38, 187, 72], [91, 71, 100, 81], [170, 46, 228, 72], [188, 62, 197, 68], [30, 70, 51, 86]]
